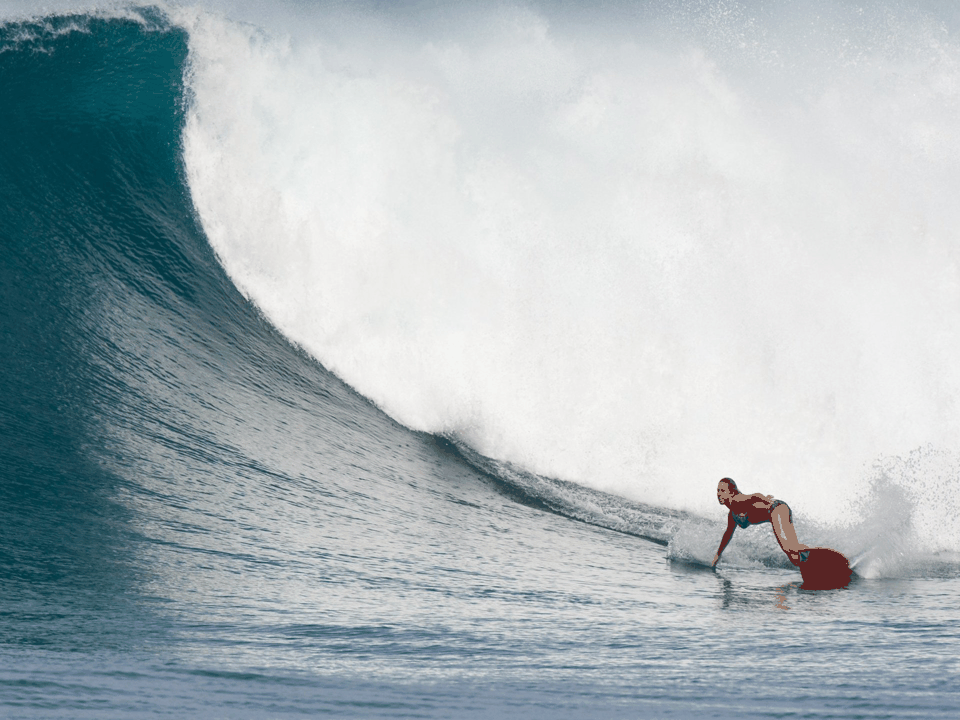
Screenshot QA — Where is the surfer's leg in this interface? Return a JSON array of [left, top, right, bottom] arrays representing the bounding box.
[[770, 503, 810, 566]]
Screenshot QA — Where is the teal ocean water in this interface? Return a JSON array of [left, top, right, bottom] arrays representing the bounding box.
[[2, 4, 960, 717]]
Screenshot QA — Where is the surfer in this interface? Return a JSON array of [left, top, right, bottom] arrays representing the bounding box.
[[712, 477, 811, 567]]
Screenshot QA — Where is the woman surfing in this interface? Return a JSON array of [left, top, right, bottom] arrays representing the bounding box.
[[713, 477, 811, 567]]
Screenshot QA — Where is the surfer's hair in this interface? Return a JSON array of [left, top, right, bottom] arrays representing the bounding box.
[[719, 477, 738, 492]]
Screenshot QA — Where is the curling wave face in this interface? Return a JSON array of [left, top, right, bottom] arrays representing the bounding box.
[[2, 0, 958, 580]]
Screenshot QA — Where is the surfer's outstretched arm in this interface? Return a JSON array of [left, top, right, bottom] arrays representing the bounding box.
[[713, 514, 737, 567]]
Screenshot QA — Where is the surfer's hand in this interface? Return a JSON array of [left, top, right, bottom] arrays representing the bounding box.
[[712, 553, 719, 567]]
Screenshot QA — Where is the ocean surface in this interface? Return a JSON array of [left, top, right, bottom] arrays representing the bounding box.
[[3, 2, 960, 717]]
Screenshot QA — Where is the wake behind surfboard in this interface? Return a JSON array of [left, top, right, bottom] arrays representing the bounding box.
[[798, 548, 852, 590]]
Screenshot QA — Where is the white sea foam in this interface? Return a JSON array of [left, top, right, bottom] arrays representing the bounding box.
[[174, 1, 960, 553]]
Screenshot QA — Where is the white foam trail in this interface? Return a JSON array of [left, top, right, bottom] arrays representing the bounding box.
[[177, 2, 960, 551]]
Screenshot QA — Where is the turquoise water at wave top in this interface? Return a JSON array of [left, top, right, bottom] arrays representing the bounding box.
[[2, 6, 960, 718]]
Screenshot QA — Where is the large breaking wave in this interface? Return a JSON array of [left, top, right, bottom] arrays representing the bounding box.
[[2, 2, 960, 579]]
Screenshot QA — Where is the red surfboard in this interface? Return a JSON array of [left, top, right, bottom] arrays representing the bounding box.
[[798, 547, 852, 590]]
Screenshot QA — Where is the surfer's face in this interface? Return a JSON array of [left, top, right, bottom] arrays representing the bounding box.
[[717, 482, 734, 505]]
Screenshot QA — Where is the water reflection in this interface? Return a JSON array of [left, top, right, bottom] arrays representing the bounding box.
[[717, 575, 802, 611], [774, 584, 790, 611]]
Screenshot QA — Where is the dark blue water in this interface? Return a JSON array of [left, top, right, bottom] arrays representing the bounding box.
[[2, 9, 960, 719]]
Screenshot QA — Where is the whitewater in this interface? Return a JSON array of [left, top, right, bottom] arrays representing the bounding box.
[[180, 0, 960, 538], [2, 0, 960, 717]]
